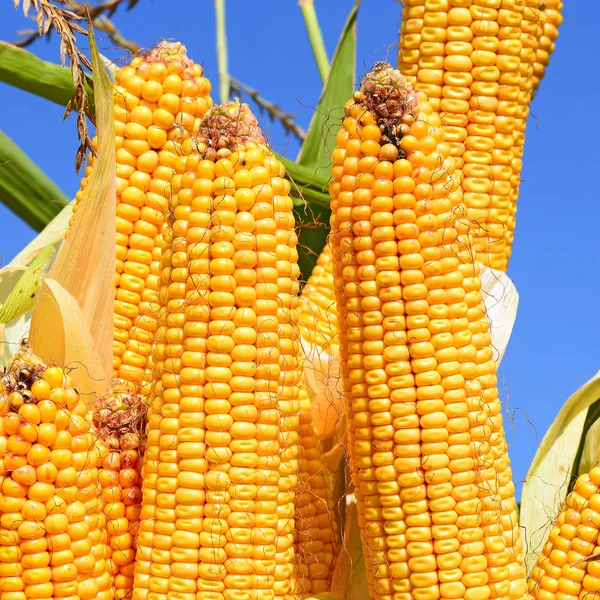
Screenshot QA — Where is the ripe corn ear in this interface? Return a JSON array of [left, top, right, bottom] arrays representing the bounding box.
[[93, 382, 147, 600], [70, 41, 213, 390], [529, 467, 600, 600], [329, 62, 528, 600], [132, 102, 301, 600], [397, 0, 542, 272], [0, 344, 111, 600]]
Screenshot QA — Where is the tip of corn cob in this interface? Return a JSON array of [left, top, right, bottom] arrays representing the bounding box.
[[353, 62, 419, 147], [142, 40, 191, 64], [196, 100, 266, 156], [93, 380, 147, 452]]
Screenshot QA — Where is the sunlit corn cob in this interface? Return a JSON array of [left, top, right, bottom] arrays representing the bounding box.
[[529, 467, 600, 600], [294, 384, 338, 596], [93, 382, 147, 600], [298, 243, 344, 439], [0, 344, 111, 600], [398, 0, 541, 272], [71, 41, 213, 390], [329, 62, 528, 600], [132, 101, 301, 600], [532, 0, 563, 94]]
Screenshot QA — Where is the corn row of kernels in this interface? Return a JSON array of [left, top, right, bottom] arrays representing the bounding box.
[[0, 362, 111, 600], [532, 0, 563, 93], [294, 386, 338, 595], [529, 468, 600, 600], [98, 445, 143, 600], [503, 0, 541, 261], [273, 162, 302, 600]]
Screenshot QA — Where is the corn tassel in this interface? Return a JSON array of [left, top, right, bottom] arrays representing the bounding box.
[[132, 101, 301, 600], [93, 382, 147, 600], [398, 0, 542, 272], [529, 467, 600, 600], [0, 344, 111, 600], [70, 41, 213, 390], [329, 62, 528, 600]]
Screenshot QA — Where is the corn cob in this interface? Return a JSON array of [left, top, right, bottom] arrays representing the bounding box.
[[0, 344, 111, 600], [329, 62, 528, 600], [294, 384, 338, 596], [133, 101, 301, 600], [93, 382, 147, 600], [397, 0, 541, 272], [71, 41, 213, 390], [532, 0, 563, 94], [529, 467, 600, 600]]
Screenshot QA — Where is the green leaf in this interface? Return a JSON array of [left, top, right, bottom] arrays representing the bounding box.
[[293, 0, 360, 281], [0, 42, 94, 108], [280, 157, 330, 208], [521, 371, 600, 573], [0, 246, 53, 325], [297, 0, 359, 171], [0, 131, 70, 231]]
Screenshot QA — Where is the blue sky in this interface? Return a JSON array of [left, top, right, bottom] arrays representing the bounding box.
[[1, 1, 599, 494]]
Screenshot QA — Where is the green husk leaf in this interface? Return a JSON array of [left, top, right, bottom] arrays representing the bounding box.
[[0, 42, 94, 108], [280, 157, 330, 208], [292, 0, 359, 280], [0, 246, 53, 324], [100, 53, 118, 82], [0, 131, 69, 231], [11, 202, 74, 267], [521, 371, 600, 573]]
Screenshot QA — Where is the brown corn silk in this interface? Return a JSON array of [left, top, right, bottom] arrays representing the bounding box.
[[70, 41, 213, 392], [132, 102, 302, 600], [0, 344, 111, 600], [528, 467, 600, 600], [329, 63, 528, 600], [397, 0, 543, 272], [93, 381, 147, 600]]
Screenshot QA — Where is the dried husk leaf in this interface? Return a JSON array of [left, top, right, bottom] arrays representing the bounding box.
[[43, 19, 115, 381], [480, 265, 519, 365], [331, 499, 369, 600], [521, 370, 600, 573], [29, 277, 106, 406]]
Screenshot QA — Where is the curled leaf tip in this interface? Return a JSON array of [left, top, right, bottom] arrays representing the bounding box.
[[353, 62, 418, 147], [197, 101, 265, 156]]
